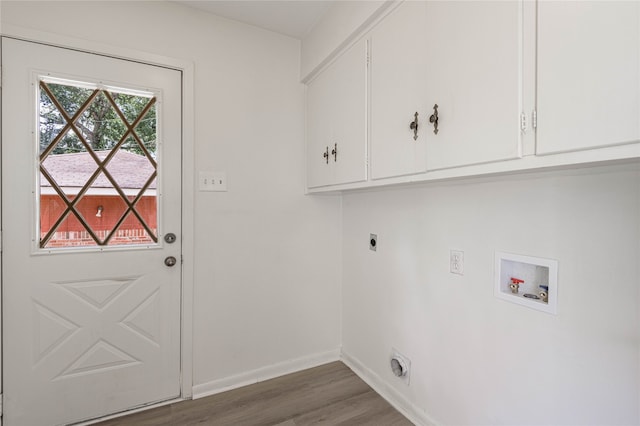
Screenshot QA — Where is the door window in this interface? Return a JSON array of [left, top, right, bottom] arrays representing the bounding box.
[[38, 77, 159, 248]]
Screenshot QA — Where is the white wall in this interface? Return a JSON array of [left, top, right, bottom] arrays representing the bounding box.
[[1, 0, 342, 390], [300, 0, 389, 80], [342, 164, 640, 425]]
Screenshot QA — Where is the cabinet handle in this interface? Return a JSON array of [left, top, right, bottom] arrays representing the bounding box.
[[429, 104, 439, 135], [331, 143, 337, 162], [409, 112, 419, 140], [323, 146, 329, 164]]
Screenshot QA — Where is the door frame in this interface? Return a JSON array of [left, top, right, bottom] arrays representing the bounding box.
[[0, 24, 196, 406]]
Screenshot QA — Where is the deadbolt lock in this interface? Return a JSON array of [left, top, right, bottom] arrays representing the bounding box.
[[164, 233, 177, 244]]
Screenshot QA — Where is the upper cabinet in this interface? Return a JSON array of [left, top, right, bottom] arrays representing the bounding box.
[[306, 38, 368, 189], [369, 1, 429, 180], [424, 1, 522, 170], [304, 0, 640, 192], [369, 0, 522, 179], [536, 1, 640, 154]]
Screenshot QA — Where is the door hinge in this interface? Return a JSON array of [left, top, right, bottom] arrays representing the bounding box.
[[520, 112, 527, 133], [532, 109, 537, 129], [1, 393, 4, 417]]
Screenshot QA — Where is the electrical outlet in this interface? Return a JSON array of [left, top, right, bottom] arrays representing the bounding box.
[[369, 234, 377, 251], [450, 250, 464, 275], [199, 171, 227, 192]]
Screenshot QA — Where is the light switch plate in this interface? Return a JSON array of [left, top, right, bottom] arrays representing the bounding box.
[[199, 171, 227, 192]]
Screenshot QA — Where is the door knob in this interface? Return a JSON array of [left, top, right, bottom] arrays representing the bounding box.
[[164, 256, 177, 267]]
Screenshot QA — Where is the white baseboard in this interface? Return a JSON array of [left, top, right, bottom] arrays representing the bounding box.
[[192, 348, 341, 399], [340, 350, 439, 426]]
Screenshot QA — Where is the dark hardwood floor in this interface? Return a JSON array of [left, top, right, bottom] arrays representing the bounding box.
[[95, 361, 413, 425]]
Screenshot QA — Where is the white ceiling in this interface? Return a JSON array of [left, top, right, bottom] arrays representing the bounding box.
[[175, 1, 333, 39]]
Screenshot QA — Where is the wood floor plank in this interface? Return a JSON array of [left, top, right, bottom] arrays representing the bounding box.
[[95, 405, 173, 426], [292, 389, 411, 426], [273, 421, 297, 426], [95, 362, 413, 426]]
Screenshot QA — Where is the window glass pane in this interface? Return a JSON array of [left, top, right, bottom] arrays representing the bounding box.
[[134, 103, 157, 156], [75, 190, 128, 244], [106, 142, 156, 191], [41, 152, 99, 198], [108, 191, 156, 246], [40, 193, 66, 243], [41, 205, 99, 249], [77, 92, 126, 152], [108, 213, 156, 246], [39, 82, 94, 155], [38, 79, 158, 249]]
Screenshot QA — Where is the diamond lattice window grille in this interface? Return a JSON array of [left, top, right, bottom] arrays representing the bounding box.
[[38, 79, 158, 248]]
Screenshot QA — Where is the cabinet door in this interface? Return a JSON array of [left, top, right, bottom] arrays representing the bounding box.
[[369, 1, 429, 180], [425, 1, 522, 171], [306, 39, 368, 188], [537, 1, 640, 154]]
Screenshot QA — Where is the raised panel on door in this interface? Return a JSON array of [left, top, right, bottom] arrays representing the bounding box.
[[307, 76, 333, 188], [537, 1, 640, 154], [306, 39, 368, 188], [425, 1, 522, 171], [370, 1, 428, 180]]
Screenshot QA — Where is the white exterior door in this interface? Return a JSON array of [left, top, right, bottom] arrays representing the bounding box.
[[2, 38, 182, 425]]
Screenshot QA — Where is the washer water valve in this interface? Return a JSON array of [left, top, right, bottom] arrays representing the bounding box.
[[495, 251, 558, 314], [509, 277, 524, 294], [539, 285, 549, 303]]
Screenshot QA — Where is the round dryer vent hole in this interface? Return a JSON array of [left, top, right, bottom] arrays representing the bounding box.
[[390, 349, 411, 385], [390, 357, 407, 377]]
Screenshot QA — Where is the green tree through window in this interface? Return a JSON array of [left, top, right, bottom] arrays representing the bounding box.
[[39, 81, 156, 157]]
